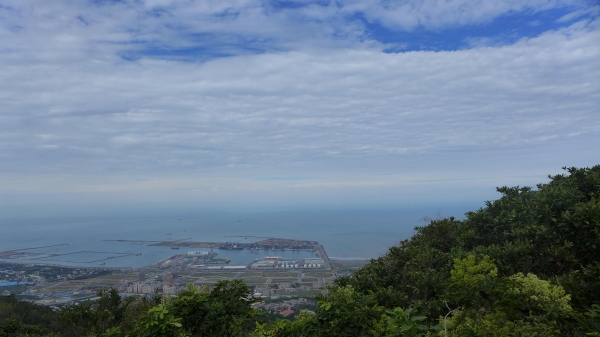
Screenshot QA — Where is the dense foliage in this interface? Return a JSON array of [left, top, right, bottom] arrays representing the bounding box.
[[0, 294, 63, 336], [336, 165, 600, 336], [1, 165, 599, 336]]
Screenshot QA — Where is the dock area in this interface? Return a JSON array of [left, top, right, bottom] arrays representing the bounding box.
[[151, 237, 318, 251], [136, 237, 330, 271]]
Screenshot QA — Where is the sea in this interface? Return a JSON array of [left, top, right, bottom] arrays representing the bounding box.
[[0, 206, 475, 269]]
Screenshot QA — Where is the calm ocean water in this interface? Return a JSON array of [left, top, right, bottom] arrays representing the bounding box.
[[0, 207, 473, 268]]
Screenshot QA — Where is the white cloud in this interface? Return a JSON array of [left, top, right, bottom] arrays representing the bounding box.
[[0, 0, 590, 62], [557, 4, 600, 22], [0, 1, 598, 209], [338, 0, 581, 29]]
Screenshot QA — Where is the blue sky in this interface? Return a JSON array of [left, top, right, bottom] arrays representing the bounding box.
[[0, 0, 599, 215]]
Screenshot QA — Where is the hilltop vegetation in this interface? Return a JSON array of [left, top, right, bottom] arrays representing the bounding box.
[[334, 165, 600, 335], [1, 165, 599, 336]]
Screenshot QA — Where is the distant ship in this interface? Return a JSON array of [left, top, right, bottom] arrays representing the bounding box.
[[171, 247, 179, 250], [219, 246, 243, 250]]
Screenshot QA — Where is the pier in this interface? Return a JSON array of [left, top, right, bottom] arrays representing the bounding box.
[[26, 251, 137, 262], [314, 244, 331, 269], [10, 244, 69, 251], [102, 239, 162, 243]]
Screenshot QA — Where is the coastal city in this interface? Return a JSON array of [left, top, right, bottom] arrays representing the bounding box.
[[0, 237, 365, 317]]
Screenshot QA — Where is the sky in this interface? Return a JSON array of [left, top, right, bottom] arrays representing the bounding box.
[[0, 0, 599, 216]]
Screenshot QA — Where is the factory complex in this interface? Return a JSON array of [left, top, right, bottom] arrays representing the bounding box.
[[249, 257, 325, 269]]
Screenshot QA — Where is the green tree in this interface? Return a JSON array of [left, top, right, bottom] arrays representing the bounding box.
[[60, 288, 156, 336], [0, 295, 63, 335], [312, 285, 387, 337], [445, 254, 500, 311], [0, 317, 60, 337], [384, 307, 441, 337], [127, 305, 185, 337], [170, 281, 261, 337], [250, 310, 315, 337]]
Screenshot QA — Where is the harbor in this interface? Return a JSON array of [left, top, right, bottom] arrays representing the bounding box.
[[146, 237, 331, 271], [0, 237, 331, 270], [0, 238, 350, 307], [150, 237, 318, 251]]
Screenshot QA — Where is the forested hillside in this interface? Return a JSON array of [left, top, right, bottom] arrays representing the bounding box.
[[332, 165, 600, 336], [2, 166, 599, 336]]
